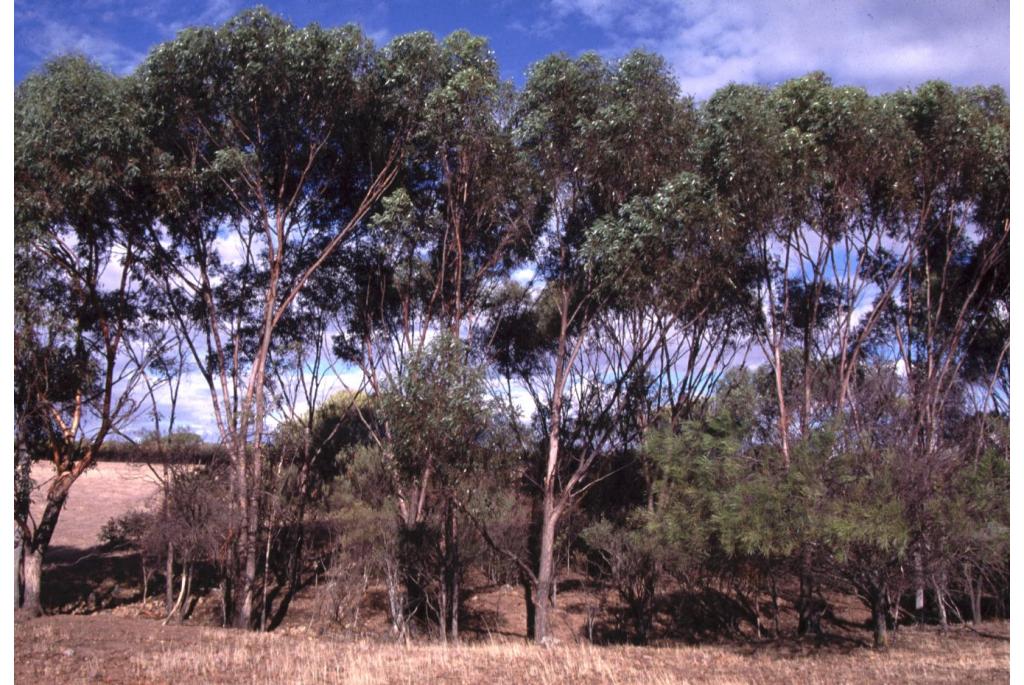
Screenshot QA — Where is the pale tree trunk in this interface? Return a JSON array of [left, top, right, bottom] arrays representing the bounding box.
[[933, 574, 948, 630], [20, 549, 44, 618], [963, 563, 983, 625], [20, 484, 71, 618], [233, 446, 259, 630], [914, 552, 925, 622]]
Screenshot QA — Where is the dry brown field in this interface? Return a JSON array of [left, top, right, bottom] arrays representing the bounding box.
[[28, 461, 163, 556]]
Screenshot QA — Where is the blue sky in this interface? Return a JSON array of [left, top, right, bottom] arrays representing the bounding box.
[[15, 0, 1010, 98]]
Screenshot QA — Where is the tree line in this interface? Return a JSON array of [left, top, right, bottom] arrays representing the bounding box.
[[14, 8, 1008, 649]]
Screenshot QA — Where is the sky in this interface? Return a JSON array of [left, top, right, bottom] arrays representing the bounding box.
[[15, 0, 1010, 99], [12, 0, 1012, 439]]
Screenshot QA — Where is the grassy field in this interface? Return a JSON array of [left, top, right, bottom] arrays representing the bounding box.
[[17, 460, 1011, 684], [15, 615, 1010, 684]]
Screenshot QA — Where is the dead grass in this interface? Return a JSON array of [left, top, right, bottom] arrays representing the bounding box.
[[15, 615, 1009, 685]]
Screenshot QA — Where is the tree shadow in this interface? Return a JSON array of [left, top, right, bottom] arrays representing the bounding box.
[[41, 545, 153, 613]]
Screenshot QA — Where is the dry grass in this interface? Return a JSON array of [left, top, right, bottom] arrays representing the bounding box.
[[15, 615, 1009, 685]]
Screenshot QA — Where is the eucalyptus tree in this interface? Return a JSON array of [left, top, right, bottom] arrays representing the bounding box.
[[14, 56, 158, 616], [696, 75, 916, 634], [326, 30, 539, 638], [370, 333, 515, 642], [492, 50, 695, 642], [866, 81, 1010, 626], [136, 8, 417, 628]]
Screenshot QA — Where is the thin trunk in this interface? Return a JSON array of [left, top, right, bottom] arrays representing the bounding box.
[[261, 522, 273, 631], [964, 563, 982, 624], [445, 504, 459, 642], [163, 564, 189, 625], [914, 552, 925, 622], [220, 579, 230, 627], [770, 575, 780, 637], [972, 574, 984, 625], [14, 525, 23, 609], [933, 574, 948, 630], [872, 587, 889, 649], [141, 558, 149, 605], [165, 544, 175, 613], [182, 564, 194, 622]]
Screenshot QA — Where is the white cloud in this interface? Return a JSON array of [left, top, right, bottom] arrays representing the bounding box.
[[21, 15, 145, 75], [157, 0, 240, 36], [552, 0, 1008, 98]]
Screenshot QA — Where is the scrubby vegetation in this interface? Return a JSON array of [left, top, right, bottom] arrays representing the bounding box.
[[15, 7, 1007, 676]]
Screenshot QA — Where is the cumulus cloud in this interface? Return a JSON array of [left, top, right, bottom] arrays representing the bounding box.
[[552, 0, 1008, 98]]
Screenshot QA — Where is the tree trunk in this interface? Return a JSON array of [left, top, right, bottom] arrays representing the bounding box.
[[164, 564, 189, 624], [141, 558, 149, 605], [234, 447, 258, 630], [871, 587, 889, 649], [14, 525, 23, 609], [522, 573, 535, 640], [933, 575, 948, 630], [533, 494, 558, 644], [20, 548, 44, 618], [14, 437, 31, 610], [165, 544, 175, 613], [449, 508, 459, 642], [964, 563, 983, 625], [972, 576, 983, 625], [796, 552, 815, 636], [914, 552, 925, 622], [20, 487, 69, 618]]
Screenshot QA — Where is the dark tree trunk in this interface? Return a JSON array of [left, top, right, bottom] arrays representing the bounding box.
[[871, 585, 890, 649], [522, 573, 535, 640]]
